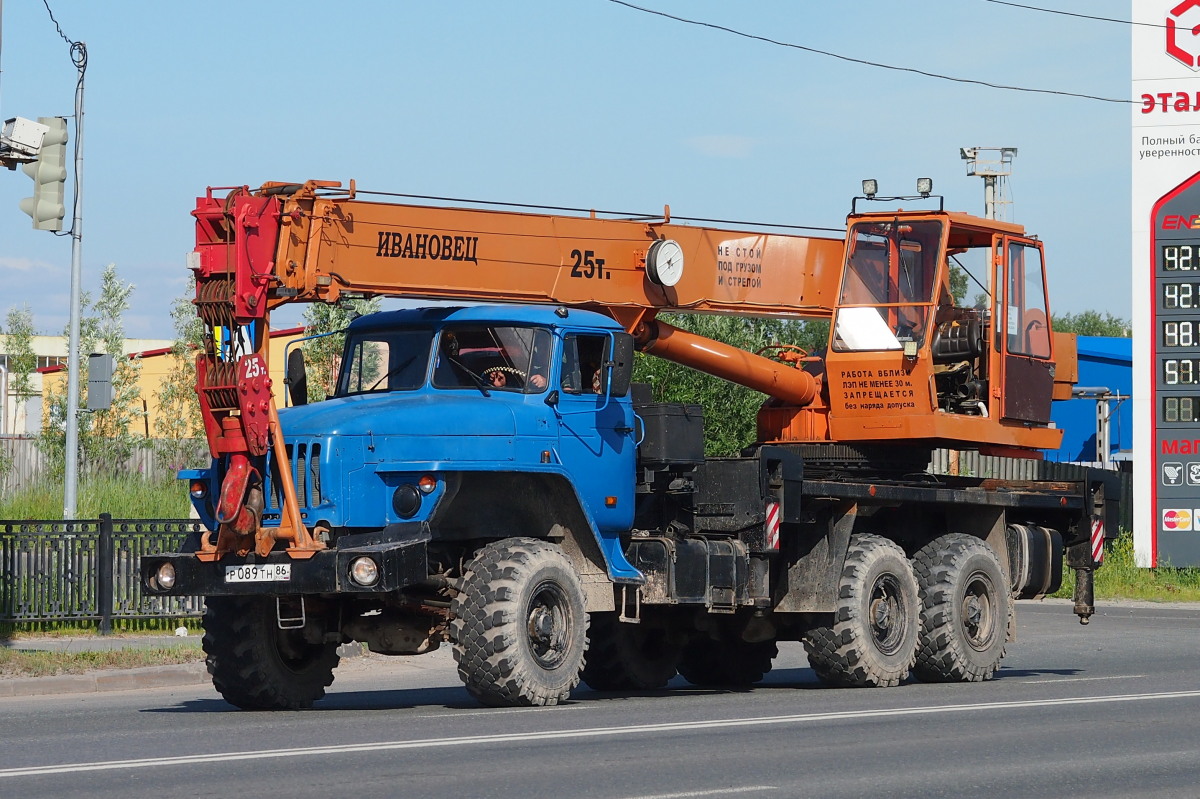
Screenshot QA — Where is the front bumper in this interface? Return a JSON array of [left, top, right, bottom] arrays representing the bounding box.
[[141, 532, 430, 597]]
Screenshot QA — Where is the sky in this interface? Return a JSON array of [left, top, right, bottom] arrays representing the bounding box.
[[0, 0, 1131, 339]]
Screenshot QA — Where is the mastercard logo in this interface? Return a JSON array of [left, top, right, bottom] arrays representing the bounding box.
[[1163, 509, 1194, 531]]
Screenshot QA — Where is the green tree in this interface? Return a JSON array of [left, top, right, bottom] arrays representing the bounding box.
[[40, 265, 146, 478], [301, 298, 381, 401], [949, 264, 969, 306], [1052, 310, 1130, 337], [153, 276, 207, 469], [3, 305, 38, 433], [633, 314, 828, 455]]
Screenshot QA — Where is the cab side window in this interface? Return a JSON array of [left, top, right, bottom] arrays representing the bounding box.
[[1006, 243, 1051, 360], [562, 334, 608, 395]]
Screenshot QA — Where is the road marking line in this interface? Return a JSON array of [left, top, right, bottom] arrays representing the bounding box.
[[5, 689, 1200, 778], [413, 705, 593, 719], [1021, 674, 1148, 684], [634, 786, 776, 799]]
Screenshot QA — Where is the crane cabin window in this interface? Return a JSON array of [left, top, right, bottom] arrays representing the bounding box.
[[1006, 242, 1051, 360], [336, 328, 435, 396], [833, 219, 944, 351]]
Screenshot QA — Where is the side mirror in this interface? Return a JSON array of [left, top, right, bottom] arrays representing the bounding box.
[[608, 333, 635, 398], [286, 348, 308, 407], [544, 389, 559, 408]]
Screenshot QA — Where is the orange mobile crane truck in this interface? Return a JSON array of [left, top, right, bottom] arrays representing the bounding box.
[[141, 179, 1119, 709]]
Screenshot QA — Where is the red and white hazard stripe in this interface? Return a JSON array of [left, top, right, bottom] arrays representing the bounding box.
[[765, 502, 781, 550], [1091, 518, 1105, 565]]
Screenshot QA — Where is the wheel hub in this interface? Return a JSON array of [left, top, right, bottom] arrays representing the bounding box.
[[961, 573, 996, 651], [528, 606, 556, 642], [525, 580, 572, 669], [868, 574, 906, 655]]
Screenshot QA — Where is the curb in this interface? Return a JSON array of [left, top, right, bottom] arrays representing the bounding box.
[[0, 642, 365, 699]]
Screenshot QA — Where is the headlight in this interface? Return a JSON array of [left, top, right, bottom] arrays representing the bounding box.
[[154, 562, 177, 591], [190, 481, 208, 500], [350, 556, 379, 587]]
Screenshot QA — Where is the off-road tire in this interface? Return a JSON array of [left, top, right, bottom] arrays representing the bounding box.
[[803, 533, 919, 688], [450, 537, 588, 707], [581, 612, 680, 691], [677, 637, 777, 687], [912, 533, 1008, 682], [202, 595, 340, 710]]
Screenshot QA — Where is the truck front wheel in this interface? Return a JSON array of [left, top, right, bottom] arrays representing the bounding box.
[[202, 595, 340, 710], [804, 533, 919, 688], [911, 533, 1008, 682], [451, 537, 588, 707]]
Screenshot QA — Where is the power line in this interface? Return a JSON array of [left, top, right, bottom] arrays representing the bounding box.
[[604, 0, 1134, 105], [356, 189, 846, 233], [983, 1, 1163, 28]]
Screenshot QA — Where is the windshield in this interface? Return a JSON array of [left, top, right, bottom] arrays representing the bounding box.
[[833, 219, 944, 351], [335, 328, 435, 396], [432, 326, 552, 394]]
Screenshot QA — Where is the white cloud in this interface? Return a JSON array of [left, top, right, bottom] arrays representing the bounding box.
[[0, 256, 53, 272], [684, 134, 756, 159]]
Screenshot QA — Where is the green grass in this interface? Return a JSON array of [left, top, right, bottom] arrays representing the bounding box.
[[0, 645, 203, 679], [1054, 532, 1200, 602], [1, 619, 203, 640], [0, 474, 191, 520]]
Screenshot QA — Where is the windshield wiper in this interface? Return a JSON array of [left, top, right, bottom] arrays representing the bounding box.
[[447, 357, 491, 396], [366, 355, 418, 392]]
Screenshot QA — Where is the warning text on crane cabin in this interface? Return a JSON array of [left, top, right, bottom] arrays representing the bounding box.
[[838, 368, 917, 412]]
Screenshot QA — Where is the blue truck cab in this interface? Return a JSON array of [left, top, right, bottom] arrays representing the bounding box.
[[185, 305, 641, 585]]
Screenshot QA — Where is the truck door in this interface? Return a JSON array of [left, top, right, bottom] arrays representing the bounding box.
[[1000, 239, 1054, 423], [555, 331, 636, 532]]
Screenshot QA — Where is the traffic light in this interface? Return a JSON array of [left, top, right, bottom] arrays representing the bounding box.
[[18, 116, 68, 231]]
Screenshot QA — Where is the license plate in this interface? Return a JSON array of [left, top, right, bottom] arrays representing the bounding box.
[[224, 563, 291, 583]]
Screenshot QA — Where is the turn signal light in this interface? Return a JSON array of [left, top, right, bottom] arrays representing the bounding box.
[[190, 481, 207, 500]]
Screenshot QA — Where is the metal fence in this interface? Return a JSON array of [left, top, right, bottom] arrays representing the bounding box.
[[0, 436, 209, 498], [0, 515, 204, 629]]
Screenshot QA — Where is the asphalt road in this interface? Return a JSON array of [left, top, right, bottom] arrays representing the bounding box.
[[2, 599, 1198, 799]]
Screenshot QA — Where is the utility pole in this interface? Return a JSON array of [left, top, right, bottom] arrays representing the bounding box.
[[960, 147, 1018, 221], [1, 3, 87, 518], [63, 41, 86, 519]]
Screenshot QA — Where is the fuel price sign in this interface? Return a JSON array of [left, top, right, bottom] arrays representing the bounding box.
[[1150, 171, 1200, 566]]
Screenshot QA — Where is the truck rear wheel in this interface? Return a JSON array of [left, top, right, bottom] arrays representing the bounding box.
[[201, 595, 340, 710], [581, 613, 680, 691], [677, 638, 777, 687], [804, 533, 919, 688], [912, 533, 1008, 682], [451, 537, 588, 707]]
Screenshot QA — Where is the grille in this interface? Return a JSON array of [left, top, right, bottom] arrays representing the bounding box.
[[266, 441, 323, 511]]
